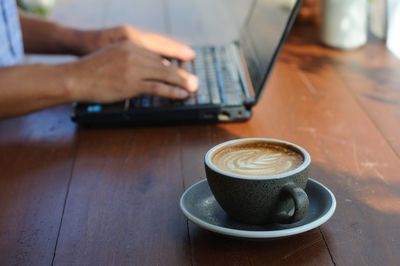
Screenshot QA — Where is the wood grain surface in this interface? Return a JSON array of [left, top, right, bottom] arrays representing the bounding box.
[[0, 107, 77, 265], [1, 0, 400, 265]]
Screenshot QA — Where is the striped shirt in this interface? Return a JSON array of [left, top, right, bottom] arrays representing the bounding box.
[[0, 0, 23, 67]]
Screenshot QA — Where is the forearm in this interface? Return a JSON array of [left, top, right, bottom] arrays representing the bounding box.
[[19, 11, 83, 55], [0, 64, 74, 118]]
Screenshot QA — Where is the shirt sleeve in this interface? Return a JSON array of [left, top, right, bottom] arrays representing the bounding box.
[[0, 0, 24, 67]]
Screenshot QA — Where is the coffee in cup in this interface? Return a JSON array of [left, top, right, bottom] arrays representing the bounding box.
[[211, 141, 304, 177], [205, 138, 310, 225]]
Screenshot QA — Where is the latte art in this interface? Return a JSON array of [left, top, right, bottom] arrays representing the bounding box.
[[212, 143, 303, 176]]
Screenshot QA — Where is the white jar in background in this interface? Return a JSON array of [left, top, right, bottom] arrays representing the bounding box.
[[387, 0, 400, 59], [321, 0, 368, 49]]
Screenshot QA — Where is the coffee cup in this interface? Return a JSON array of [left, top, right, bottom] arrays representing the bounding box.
[[204, 138, 310, 225]]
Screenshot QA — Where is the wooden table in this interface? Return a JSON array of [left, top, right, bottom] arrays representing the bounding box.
[[2, 0, 400, 265]]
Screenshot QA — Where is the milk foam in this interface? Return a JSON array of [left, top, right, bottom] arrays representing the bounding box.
[[212, 143, 303, 176]]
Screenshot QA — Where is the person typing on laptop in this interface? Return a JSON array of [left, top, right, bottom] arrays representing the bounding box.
[[0, 0, 198, 118]]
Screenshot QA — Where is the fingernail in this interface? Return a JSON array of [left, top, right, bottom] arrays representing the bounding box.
[[177, 89, 189, 98], [184, 47, 196, 57], [187, 76, 199, 91]]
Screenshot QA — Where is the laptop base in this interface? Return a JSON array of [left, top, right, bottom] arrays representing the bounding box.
[[72, 104, 252, 127]]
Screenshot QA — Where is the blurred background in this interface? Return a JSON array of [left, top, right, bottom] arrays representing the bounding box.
[[18, 0, 399, 58]]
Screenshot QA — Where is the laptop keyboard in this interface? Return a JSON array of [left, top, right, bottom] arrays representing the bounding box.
[[131, 46, 244, 109], [200, 48, 222, 105]]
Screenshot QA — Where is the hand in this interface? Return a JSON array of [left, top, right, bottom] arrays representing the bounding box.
[[64, 41, 198, 103], [76, 25, 195, 61]]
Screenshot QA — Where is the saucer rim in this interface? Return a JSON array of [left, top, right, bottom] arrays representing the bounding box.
[[180, 178, 336, 239]]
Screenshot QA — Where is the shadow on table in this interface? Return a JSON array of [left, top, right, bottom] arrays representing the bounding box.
[[187, 162, 400, 265], [3, 119, 400, 264], [0, 123, 242, 182], [282, 23, 400, 93], [0, 123, 244, 265]]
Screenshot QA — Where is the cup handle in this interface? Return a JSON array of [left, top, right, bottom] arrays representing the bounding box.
[[275, 182, 309, 224]]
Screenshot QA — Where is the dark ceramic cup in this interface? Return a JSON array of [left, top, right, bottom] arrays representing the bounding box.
[[204, 138, 310, 225]]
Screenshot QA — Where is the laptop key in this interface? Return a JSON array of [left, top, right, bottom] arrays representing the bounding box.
[[211, 48, 226, 103], [192, 52, 212, 105], [170, 58, 180, 67], [208, 81, 221, 104], [224, 91, 243, 105], [130, 97, 147, 110], [140, 96, 152, 108], [130, 98, 140, 108], [221, 74, 243, 105], [197, 94, 210, 105], [168, 98, 183, 107], [182, 61, 194, 74], [151, 96, 166, 108], [193, 47, 204, 59], [222, 50, 240, 85], [204, 49, 221, 104], [217, 48, 244, 105], [183, 96, 197, 106], [195, 78, 210, 105], [227, 61, 239, 83]]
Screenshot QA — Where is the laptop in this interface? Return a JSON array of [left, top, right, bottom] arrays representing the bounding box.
[[72, 0, 302, 126]]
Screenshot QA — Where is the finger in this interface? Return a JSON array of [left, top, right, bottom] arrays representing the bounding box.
[[133, 52, 165, 69], [143, 33, 196, 61], [123, 42, 164, 63], [144, 65, 199, 92], [119, 42, 166, 69], [141, 81, 190, 99]]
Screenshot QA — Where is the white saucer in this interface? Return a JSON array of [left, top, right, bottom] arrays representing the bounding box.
[[180, 178, 336, 239]]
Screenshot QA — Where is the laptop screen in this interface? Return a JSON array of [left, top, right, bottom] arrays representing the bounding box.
[[239, 0, 301, 99]]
